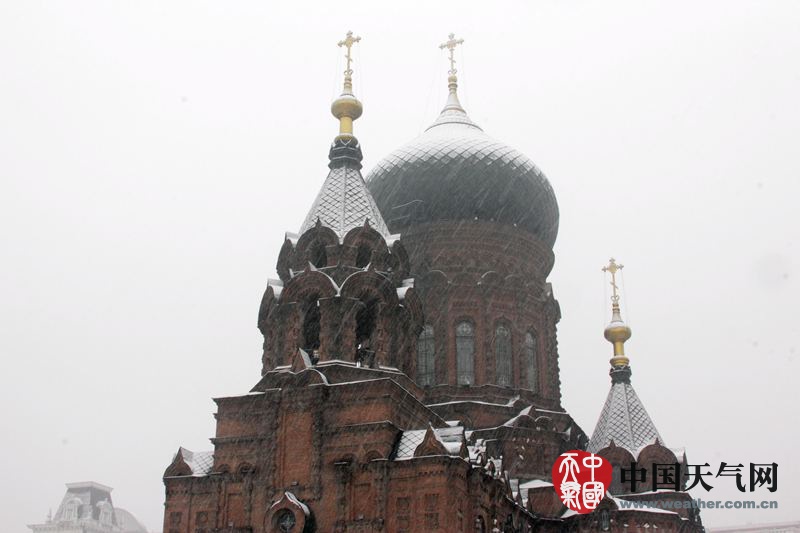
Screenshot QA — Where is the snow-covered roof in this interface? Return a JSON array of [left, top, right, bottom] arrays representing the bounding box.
[[393, 426, 465, 459], [114, 508, 148, 533], [177, 447, 214, 476], [300, 165, 389, 239], [519, 479, 553, 490], [670, 447, 687, 461], [587, 372, 663, 455], [503, 405, 533, 427]]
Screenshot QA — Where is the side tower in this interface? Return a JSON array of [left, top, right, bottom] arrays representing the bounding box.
[[257, 31, 421, 376], [585, 259, 703, 527]]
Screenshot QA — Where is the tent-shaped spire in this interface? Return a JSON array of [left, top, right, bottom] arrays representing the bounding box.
[[587, 259, 663, 454], [298, 151, 389, 238], [586, 367, 663, 453], [299, 31, 389, 239]]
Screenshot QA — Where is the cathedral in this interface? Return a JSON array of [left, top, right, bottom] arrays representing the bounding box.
[[162, 33, 703, 533]]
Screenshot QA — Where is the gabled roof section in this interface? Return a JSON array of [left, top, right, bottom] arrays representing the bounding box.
[[180, 447, 214, 475], [164, 447, 214, 477], [587, 368, 663, 454], [393, 425, 466, 459]]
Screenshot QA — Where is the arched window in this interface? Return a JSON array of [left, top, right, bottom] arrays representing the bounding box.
[[600, 509, 611, 531], [355, 244, 372, 268], [276, 509, 297, 532], [309, 241, 327, 268], [525, 331, 538, 392], [301, 299, 320, 353], [355, 300, 378, 364], [98, 501, 113, 526], [456, 321, 474, 385], [62, 498, 80, 522], [495, 325, 512, 387], [417, 325, 435, 386]]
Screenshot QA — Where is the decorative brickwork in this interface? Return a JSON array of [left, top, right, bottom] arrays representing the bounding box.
[[162, 79, 702, 532]]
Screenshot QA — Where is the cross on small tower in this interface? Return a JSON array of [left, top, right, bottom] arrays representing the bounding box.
[[439, 32, 465, 75], [338, 30, 361, 78], [602, 257, 624, 304]]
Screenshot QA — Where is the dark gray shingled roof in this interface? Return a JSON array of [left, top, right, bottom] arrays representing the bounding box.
[[366, 87, 559, 247]]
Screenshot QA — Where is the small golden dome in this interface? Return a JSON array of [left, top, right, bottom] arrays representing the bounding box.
[[604, 321, 632, 344], [331, 94, 363, 122], [604, 306, 632, 367]]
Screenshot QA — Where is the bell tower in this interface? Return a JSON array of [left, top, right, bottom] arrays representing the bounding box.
[[257, 32, 422, 375]]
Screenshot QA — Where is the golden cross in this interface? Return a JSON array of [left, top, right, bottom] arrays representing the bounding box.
[[337, 31, 361, 77], [439, 33, 464, 75], [602, 258, 624, 304]]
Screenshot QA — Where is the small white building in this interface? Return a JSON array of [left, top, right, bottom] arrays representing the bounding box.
[[28, 481, 147, 533]]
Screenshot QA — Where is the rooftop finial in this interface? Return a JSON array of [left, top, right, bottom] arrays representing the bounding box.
[[337, 30, 361, 94], [331, 31, 363, 138], [602, 257, 623, 306], [602, 258, 631, 368], [437, 33, 467, 115], [439, 32, 465, 76]]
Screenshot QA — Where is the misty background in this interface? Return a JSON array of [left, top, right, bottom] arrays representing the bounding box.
[[1, 1, 798, 530]]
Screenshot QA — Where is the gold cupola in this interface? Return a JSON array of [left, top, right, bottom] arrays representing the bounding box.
[[331, 31, 363, 139], [602, 258, 631, 368]]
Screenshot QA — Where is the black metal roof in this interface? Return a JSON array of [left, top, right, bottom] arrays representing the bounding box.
[[366, 101, 559, 247]]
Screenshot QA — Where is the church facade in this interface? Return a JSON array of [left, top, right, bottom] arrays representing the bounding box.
[[162, 34, 703, 533]]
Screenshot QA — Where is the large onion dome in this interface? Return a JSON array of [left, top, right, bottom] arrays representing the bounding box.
[[366, 74, 559, 248]]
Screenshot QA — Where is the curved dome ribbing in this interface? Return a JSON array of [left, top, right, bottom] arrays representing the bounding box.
[[365, 91, 559, 248]]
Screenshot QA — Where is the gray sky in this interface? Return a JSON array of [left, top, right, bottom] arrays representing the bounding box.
[[1, 1, 798, 530]]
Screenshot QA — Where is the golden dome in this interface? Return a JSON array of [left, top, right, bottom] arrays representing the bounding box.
[[604, 309, 631, 368], [604, 320, 632, 344], [331, 93, 362, 138]]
